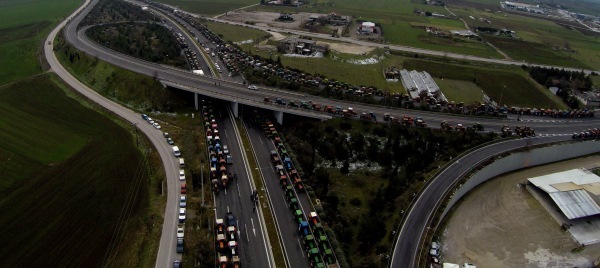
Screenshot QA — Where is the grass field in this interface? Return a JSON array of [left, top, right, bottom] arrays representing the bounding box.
[[0, 74, 157, 267], [592, 75, 600, 87], [0, 0, 81, 85], [246, 0, 502, 58], [448, 6, 600, 69], [155, 0, 257, 15], [435, 78, 484, 104], [403, 59, 568, 108], [203, 20, 270, 42]]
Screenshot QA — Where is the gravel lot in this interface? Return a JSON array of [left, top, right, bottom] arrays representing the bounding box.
[[440, 155, 600, 267]]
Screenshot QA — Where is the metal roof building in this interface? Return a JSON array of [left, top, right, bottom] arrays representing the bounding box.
[[400, 69, 447, 102], [528, 169, 600, 220]]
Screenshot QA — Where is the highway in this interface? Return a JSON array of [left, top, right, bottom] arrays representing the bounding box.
[[44, 0, 183, 267], [210, 103, 274, 268], [390, 135, 571, 268], [63, 0, 599, 136], [52, 1, 600, 267]]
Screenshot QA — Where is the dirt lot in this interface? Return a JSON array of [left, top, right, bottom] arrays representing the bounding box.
[[221, 11, 321, 30], [441, 155, 600, 267]]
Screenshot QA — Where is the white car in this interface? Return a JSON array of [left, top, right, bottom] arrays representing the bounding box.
[[179, 195, 187, 208], [177, 226, 184, 238], [153, 122, 161, 129], [147, 117, 153, 123], [179, 170, 186, 181], [247, 85, 257, 90], [179, 208, 186, 223], [223, 145, 229, 155]]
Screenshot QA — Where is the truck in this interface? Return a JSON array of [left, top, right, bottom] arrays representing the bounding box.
[[285, 186, 295, 201], [227, 225, 237, 241], [218, 254, 229, 268], [216, 218, 225, 234], [231, 255, 241, 268], [308, 247, 325, 268], [279, 174, 288, 188], [415, 117, 427, 127], [290, 170, 304, 192], [360, 112, 376, 121], [500, 125, 512, 137], [402, 116, 413, 126], [217, 233, 227, 252], [275, 97, 287, 105], [309, 212, 320, 226]]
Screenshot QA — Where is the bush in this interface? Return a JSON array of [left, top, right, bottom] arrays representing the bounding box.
[[349, 198, 362, 207]]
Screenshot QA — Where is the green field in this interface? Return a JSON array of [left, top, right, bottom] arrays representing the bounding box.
[[247, 0, 502, 58], [0, 75, 156, 267], [155, 0, 257, 15], [0, 0, 81, 85], [435, 78, 484, 104], [403, 59, 568, 108], [448, 6, 600, 70], [203, 19, 270, 42]]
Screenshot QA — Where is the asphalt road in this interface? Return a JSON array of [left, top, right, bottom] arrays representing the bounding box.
[[53, 1, 600, 267], [63, 0, 600, 137], [243, 115, 313, 268], [44, 0, 183, 267], [210, 104, 274, 268], [202, 14, 599, 74], [390, 135, 571, 268]]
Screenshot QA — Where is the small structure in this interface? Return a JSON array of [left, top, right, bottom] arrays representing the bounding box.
[[326, 12, 350, 26], [400, 69, 447, 102], [359, 21, 375, 34], [450, 30, 478, 37], [277, 13, 294, 21], [278, 37, 328, 55]]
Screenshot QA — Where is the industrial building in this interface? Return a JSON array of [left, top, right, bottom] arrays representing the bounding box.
[[527, 168, 600, 245], [400, 70, 447, 103], [277, 37, 328, 55]]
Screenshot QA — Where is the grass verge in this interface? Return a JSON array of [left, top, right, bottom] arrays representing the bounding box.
[[235, 118, 286, 268]]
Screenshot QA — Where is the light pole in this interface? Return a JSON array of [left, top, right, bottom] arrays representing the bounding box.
[[499, 85, 506, 106], [201, 165, 204, 206]]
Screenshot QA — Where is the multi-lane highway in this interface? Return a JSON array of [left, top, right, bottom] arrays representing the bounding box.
[[63, 0, 599, 136], [50, 1, 600, 267], [208, 103, 274, 268]]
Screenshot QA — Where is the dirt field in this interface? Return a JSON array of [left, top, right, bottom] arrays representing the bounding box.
[[221, 11, 319, 30], [441, 155, 600, 267]]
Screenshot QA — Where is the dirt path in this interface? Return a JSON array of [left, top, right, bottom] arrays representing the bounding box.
[[441, 155, 600, 267]]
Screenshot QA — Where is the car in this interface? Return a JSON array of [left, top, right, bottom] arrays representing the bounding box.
[[181, 183, 187, 194], [173, 259, 181, 268], [176, 238, 184, 253], [247, 85, 257, 90], [226, 212, 236, 227], [153, 122, 161, 129], [179, 208, 186, 223], [179, 170, 186, 181], [141, 114, 148, 120], [223, 145, 229, 155], [179, 195, 187, 207], [147, 117, 153, 123], [163, 132, 170, 138], [211, 52, 215, 57], [226, 155, 233, 165], [167, 137, 174, 145], [177, 226, 184, 238]]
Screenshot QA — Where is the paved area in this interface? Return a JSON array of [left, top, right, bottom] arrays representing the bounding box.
[[440, 155, 600, 267]]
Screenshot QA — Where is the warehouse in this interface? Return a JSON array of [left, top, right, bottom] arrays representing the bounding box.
[[400, 69, 447, 103], [527, 168, 600, 245]]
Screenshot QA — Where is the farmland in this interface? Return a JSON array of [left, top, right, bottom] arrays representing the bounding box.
[[0, 0, 81, 85], [434, 78, 484, 104], [155, 0, 257, 15], [447, 5, 600, 70], [245, 0, 502, 58], [0, 75, 160, 267], [202, 19, 271, 43], [403, 59, 567, 108]]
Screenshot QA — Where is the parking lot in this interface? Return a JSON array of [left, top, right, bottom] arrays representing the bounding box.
[[440, 155, 600, 267]]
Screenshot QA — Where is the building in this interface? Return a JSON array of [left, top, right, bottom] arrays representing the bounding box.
[[359, 21, 375, 34], [501, 1, 544, 14], [400, 70, 447, 102], [450, 30, 478, 37], [278, 37, 328, 55], [528, 168, 600, 245]]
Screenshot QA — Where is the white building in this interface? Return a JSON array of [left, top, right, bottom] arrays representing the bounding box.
[[400, 69, 447, 102], [359, 21, 375, 34]]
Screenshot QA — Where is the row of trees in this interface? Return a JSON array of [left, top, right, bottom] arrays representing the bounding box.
[[524, 65, 597, 109]]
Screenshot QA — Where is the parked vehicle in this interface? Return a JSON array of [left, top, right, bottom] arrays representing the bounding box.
[[179, 170, 186, 181]]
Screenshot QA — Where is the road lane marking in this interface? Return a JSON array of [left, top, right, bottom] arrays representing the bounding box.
[[251, 218, 257, 237]]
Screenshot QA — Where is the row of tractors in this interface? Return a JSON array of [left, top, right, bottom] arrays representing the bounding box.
[[572, 128, 600, 140], [263, 120, 337, 268], [201, 101, 241, 268], [440, 121, 485, 132], [215, 214, 240, 268], [201, 103, 235, 193], [383, 114, 428, 127], [500, 125, 536, 138]]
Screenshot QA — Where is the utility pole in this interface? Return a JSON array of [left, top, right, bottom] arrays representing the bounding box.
[[201, 165, 205, 206]]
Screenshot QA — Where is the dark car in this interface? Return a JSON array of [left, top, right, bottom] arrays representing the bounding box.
[[176, 238, 184, 253], [226, 212, 236, 227], [141, 114, 148, 120], [173, 259, 181, 268]]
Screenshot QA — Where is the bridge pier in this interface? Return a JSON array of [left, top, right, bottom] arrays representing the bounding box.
[[273, 110, 283, 125], [194, 93, 199, 110], [230, 101, 239, 118]]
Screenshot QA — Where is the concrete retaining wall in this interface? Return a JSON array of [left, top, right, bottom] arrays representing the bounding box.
[[441, 140, 600, 220]]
